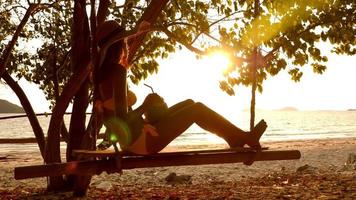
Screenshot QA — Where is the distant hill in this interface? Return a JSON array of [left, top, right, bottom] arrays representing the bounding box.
[[0, 99, 24, 113], [347, 109, 356, 111], [276, 107, 298, 111]]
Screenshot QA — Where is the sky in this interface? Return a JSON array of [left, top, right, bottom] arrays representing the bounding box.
[[1, 0, 355, 122], [1, 47, 355, 118], [132, 49, 356, 113]]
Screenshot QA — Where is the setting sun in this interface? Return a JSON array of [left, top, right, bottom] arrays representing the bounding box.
[[203, 51, 232, 76]]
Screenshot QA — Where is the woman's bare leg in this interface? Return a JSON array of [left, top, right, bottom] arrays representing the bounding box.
[[167, 99, 195, 114], [146, 102, 267, 153]]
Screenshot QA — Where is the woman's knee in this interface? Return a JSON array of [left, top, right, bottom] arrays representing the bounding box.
[[183, 99, 195, 105], [193, 102, 207, 110], [187, 102, 210, 118]]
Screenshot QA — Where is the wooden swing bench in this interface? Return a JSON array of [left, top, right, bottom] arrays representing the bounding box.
[[14, 147, 301, 180]]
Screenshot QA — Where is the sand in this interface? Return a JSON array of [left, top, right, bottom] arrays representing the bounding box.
[[0, 138, 355, 199]]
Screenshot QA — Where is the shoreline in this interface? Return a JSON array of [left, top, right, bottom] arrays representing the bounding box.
[[1, 135, 355, 152], [1, 137, 355, 199], [1, 137, 355, 163]]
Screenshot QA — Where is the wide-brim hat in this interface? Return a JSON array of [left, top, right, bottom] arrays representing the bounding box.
[[96, 20, 124, 46]]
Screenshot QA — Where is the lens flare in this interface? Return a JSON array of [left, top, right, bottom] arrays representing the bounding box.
[[106, 117, 132, 147], [241, 0, 329, 47], [109, 133, 118, 143]]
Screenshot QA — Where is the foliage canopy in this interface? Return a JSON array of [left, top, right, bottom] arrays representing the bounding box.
[[1, 0, 355, 102]]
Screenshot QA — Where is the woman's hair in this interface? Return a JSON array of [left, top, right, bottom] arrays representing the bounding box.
[[96, 20, 126, 80], [127, 90, 137, 107]]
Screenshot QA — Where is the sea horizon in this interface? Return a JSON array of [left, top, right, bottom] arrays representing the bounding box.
[[0, 110, 356, 153], [1, 110, 355, 153]]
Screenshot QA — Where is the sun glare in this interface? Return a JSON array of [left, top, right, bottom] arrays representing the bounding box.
[[205, 52, 231, 75]]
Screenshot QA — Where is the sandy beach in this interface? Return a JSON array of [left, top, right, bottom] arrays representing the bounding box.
[[0, 137, 355, 199]]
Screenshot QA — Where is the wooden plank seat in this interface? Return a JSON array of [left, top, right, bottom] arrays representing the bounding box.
[[72, 147, 270, 158], [14, 147, 301, 180]]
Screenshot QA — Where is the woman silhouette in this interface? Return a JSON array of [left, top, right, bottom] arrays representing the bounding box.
[[95, 20, 267, 155]]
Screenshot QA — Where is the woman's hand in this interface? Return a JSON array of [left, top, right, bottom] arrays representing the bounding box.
[[142, 124, 159, 137]]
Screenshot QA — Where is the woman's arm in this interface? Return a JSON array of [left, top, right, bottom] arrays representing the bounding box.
[[132, 104, 146, 115]]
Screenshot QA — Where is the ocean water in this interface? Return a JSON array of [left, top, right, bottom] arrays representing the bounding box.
[[0, 110, 355, 153]]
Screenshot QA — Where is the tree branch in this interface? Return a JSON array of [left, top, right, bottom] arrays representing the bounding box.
[[208, 10, 245, 28], [159, 28, 206, 55], [263, 21, 326, 61], [126, 0, 170, 63], [0, 4, 38, 78], [97, 0, 110, 26], [159, 27, 247, 65], [1, 72, 46, 158], [0, 1, 57, 78]]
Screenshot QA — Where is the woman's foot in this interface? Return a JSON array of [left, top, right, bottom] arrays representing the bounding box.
[[97, 140, 112, 150], [227, 120, 267, 149], [245, 120, 267, 150]]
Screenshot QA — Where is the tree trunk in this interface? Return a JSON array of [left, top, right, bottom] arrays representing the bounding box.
[[250, 49, 257, 131], [1, 72, 46, 158], [67, 0, 90, 162], [71, 1, 106, 196], [45, 1, 91, 189], [250, 0, 260, 131], [66, 0, 91, 195], [45, 60, 91, 190], [68, 80, 89, 196], [53, 53, 70, 143], [67, 83, 89, 162]]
